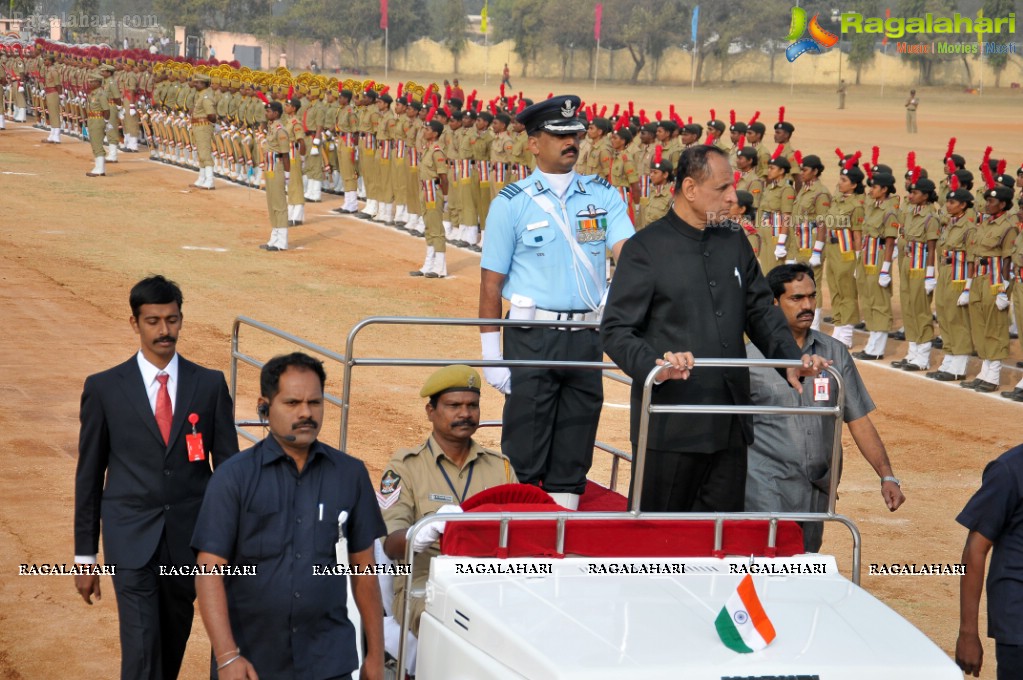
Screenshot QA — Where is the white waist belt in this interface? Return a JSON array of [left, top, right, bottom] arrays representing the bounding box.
[[533, 309, 599, 323]]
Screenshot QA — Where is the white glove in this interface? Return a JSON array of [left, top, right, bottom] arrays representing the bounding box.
[[411, 504, 463, 553], [310, 146, 319, 156], [128, 107, 136, 116], [996, 292, 1010, 311], [481, 331, 512, 395], [957, 290, 971, 306], [774, 243, 787, 260], [924, 267, 936, 295], [808, 241, 824, 268], [878, 272, 892, 288], [284, 171, 291, 182], [17, 85, 24, 93]]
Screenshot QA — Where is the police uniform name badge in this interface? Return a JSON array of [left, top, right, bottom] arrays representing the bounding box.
[[813, 374, 830, 402], [576, 205, 607, 244]]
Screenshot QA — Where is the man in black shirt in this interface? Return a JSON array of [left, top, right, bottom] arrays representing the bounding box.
[[601, 145, 830, 512]]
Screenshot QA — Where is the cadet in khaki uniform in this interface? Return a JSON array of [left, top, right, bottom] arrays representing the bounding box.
[[892, 176, 940, 371], [41, 55, 62, 143], [84, 72, 109, 176], [330, 88, 361, 214], [1001, 208, 1023, 401], [100, 64, 122, 164], [825, 160, 866, 348], [283, 97, 307, 226], [509, 117, 532, 180], [373, 93, 396, 224], [960, 183, 1016, 391], [301, 84, 327, 202], [609, 127, 640, 224], [453, 110, 480, 247], [189, 73, 217, 190], [757, 151, 795, 275], [390, 96, 411, 227], [577, 117, 612, 177], [380, 365, 516, 637], [735, 147, 764, 213], [641, 152, 674, 229], [120, 58, 141, 152], [411, 119, 450, 278], [357, 89, 382, 219], [854, 173, 901, 360], [727, 116, 747, 169], [745, 119, 770, 178], [260, 101, 291, 251], [402, 101, 425, 235], [472, 112, 495, 247], [440, 111, 463, 244], [706, 117, 730, 154], [489, 113, 515, 199], [925, 183, 976, 380], [791, 154, 832, 327]]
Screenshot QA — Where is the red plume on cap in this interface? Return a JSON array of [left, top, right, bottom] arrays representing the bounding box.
[[255, 91, 269, 105], [396, 82, 403, 98], [628, 101, 634, 116], [729, 109, 736, 126], [982, 145, 992, 166], [517, 99, 526, 114], [612, 103, 620, 117], [911, 166, 921, 185], [871, 146, 880, 168], [443, 104, 452, 118], [672, 112, 683, 125], [687, 116, 693, 124], [425, 105, 437, 122], [748, 110, 760, 125], [507, 95, 517, 111], [584, 107, 593, 122], [737, 135, 746, 150], [546, 91, 552, 99], [997, 159, 1006, 176], [778, 106, 785, 123], [906, 151, 915, 171], [613, 114, 626, 131], [982, 159, 996, 190], [654, 145, 663, 164], [733, 171, 741, 188], [499, 82, 505, 98], [771, 144, 784, 161], [865, 162, 873, 181], [519, 91, 524, 102], [794, 150, 804, 166], [950, 174, 960, 192], [835, 147, 845, 162], [946, 158, 957, 175], [381, 85, 390, 94], [709, 108, 716, 121], [656, 110, 663, 121], [489, 99, 497, 115], [945, 137, 956, 160], [599, 105, 607, 117], [845, 151, 861, 171], [639, 109, 648, 124], [669, 103, 676, 118]]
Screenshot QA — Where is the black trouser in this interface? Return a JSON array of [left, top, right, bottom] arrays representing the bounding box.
[[630, 421, 747, 512], [997, 643, 1023, 680], [502, 326, 603, 494], [111, 533, 196, 680]]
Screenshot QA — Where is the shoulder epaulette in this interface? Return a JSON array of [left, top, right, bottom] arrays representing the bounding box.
[[589, 175, 612, 189], [498, 183, 524, 200]]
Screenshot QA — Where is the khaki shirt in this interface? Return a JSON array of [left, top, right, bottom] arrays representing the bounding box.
[[380, 435, 516, 589], [191, 88, 216, 120]]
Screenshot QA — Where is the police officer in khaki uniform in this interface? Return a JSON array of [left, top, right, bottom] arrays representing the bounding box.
[[411, 118, 449, 278], [892, 176, 940, 371], [189, 73, 217, 190], [380, 365, 517, 637], [825, 160, 866, 348], [84, 71, 110, 176], [927, 183, 975, 379], [791, 154, 832, 328], [260, 101, 291, 251], [961, 182, 1016, 391], [854, 172, 901, 360], [757, 151, 795, 275], [642, 151, 674, 229]]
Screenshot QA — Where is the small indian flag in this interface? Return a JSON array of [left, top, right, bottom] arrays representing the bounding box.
[[714, 574, 777, 653]]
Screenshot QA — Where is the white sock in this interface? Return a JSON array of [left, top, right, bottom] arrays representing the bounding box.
[[948, 354, 969, 376], [865, 331, 887, 356], [914, 342, 931, 368]]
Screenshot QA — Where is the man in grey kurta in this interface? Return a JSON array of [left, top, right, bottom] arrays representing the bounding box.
[[745, 263, 905, 551]]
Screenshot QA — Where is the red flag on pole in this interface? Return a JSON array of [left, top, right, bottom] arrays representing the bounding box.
[[594, 3, 603, 42], [380, 0, 389, 30]]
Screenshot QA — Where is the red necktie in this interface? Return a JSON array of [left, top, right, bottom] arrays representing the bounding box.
[[155, 373, 172, 445]]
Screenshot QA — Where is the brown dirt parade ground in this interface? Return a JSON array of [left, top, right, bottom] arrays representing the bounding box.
[[1, 74, 1021, 678]]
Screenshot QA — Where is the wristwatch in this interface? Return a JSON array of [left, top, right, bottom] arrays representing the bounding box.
[[880, 476, 901, 487]]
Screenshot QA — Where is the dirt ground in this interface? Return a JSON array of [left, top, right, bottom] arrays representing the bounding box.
[[1, 75, 1021, 679]]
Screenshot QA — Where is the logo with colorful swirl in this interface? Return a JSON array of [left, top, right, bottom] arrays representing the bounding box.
[[784, 6, 840, 61]]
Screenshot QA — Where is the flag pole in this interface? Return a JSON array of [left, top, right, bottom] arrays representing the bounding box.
[[593, 38, 599, 90], [484, 27, 489, 85]]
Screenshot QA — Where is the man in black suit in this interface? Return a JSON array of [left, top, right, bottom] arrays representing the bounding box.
[[74, 274, 239, 680], [601, 145, 829, 513]]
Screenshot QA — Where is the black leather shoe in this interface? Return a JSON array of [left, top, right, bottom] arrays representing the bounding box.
[[932, 371, 966, 381], [854, 322, 866, 330], [852, 351, 883, 360], [889, 330, 906, 341], [470, 245, 483, 253], [932, 336, 944, 349], [890, 358, 909, 368], [901, 363, 926, 372], [974, 380, 999, 393], [259, 244, 283, 251], [353, 211, 372, 218], [960, 378, 982, 389], [1000, 387, 1023, 400], [1016, 361, 1023, 369], [409, 270, 425, 277]]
